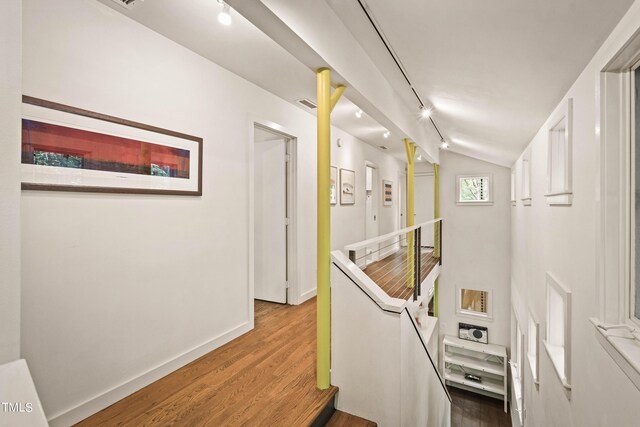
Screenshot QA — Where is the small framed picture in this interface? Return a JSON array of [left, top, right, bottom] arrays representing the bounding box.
[[330, 166, 337, 205], [383, 180, 393, 206], [340, 168, 355, 205]]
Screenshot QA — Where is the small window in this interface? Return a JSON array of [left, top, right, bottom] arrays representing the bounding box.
[[544, 273, 572, 390], [510, 170, 516, 205], [456, 286, 493, 320], [632, 64, 640, 325], [510, 310, 525, 426], [456, 175, 493, 205], [546, 99, 573, 205], [527, 313, 540, 385], [521, 156, 531, 206]]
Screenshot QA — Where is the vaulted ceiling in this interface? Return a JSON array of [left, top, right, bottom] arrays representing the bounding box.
[[99, 0, 634, 166]]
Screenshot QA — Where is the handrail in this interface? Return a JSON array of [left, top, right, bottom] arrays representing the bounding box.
[[344, 217, 443, 252]]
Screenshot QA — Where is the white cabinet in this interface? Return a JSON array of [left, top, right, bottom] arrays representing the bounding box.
[[443, 335, 508, 412]]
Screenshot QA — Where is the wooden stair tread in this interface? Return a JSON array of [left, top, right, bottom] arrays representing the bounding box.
[[325, 410, 377, 427]]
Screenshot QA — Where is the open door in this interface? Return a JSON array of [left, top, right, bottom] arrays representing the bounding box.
[[254, 125, 289, 303]]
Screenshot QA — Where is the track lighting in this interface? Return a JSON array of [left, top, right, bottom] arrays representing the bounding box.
[[441, 141, 449, 149], [355, 109, 363, 119], [420, 106, 432, 119], [383, 131, 390, 139], [218, 1, 231, 26]]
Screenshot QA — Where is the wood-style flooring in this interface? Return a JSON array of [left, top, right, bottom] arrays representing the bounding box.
[[325, 410, 377, 427], [77, 299, 337, 426], [449, 386, 511, 427], [362, 248, 439, 300]]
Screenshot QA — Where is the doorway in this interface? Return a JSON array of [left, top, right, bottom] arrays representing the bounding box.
[[253, 124, 293, 304], [365, 163, 379, 265], [415, 172, 435, 247]]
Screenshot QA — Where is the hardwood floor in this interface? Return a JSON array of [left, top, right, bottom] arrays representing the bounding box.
[[76, 299, 337, 426], [363, 248, 439, 300], [325, 410, 376, 427], [449, 386, 511, 427]]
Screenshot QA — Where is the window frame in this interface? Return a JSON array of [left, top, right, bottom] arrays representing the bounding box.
[[455, 285, 494, 321], [595, 39, 640, 393], [510, 308, 525, 426], [455, 174, 494, 206], [521, 156, 532, 206], [527, 312, 540, 385], [545, 98, 573, 205], [629, 58, 640, 328], [544, 272, 572, 390]]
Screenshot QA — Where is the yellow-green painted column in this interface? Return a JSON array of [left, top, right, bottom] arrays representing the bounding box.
[[316, 68, 344, 390], [433, 163, 440, 316], [404, 139, 416, 288]]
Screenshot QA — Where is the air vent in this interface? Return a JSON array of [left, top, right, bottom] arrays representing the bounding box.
[[296, 98, 317, 110], [111, 0, 142, 9], [379, 146, 388, 150]]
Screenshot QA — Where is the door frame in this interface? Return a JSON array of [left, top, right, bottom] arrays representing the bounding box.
[[248, 118, 298, 325], [364, 161, 379, 265]]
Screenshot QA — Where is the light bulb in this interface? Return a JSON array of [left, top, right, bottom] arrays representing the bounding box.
[[420, 107, 432, 119], [441, 141, 449, 149], [218, 3, 231, 26], [383, 131, 390, 139], [355, 109, 363, 119]]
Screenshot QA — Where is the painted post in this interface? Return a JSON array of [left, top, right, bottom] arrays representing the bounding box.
[[404, 139, 416, 289], [316, 68, 344, 390], [433, 163, 440, 316]]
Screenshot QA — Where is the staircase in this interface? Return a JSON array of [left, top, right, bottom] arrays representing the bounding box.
[[311, 388, 377, 426]]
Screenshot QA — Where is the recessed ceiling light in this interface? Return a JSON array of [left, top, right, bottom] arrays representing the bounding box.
[[218, 1, 231, 26], [383, 131, 390, 139], [355, 109, 363, 119]]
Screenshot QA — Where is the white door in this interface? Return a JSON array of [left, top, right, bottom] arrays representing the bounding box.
[[365, 165, 379, 264], [415, 174, 435, 247], [254, 129, 287, 303]]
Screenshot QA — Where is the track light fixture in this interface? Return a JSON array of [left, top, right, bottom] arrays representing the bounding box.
[[441, 141, 449, 149], [355, 109, 363, 119], [217, 0, 231, 26], [420, 106, 432, 119], [383, 130, 390, 139]]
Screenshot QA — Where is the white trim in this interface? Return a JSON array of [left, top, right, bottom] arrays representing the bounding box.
[[544, 273, 572, 390], [545, 98, 574, 205], [455, 174, 494, 205], [48, 321, 252, 427], [521, 156, 532, 205], [248, 117, 299, 305], [527, 311, 540, 385], [300, 287, 317, 303], [455, 285, 494, 321]]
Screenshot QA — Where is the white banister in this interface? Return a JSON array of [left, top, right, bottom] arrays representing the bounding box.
[[344, 218, 443, 253]]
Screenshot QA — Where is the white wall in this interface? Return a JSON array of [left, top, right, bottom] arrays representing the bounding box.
[[510, 1, 640, 425], [0, 0, 22, 365], [330, 135, 404, 253], [438, 151, 511, 349], [20, 0, 405, 423]]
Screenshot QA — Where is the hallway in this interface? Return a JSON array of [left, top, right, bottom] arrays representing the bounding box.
[[77, 300, 335, 426]]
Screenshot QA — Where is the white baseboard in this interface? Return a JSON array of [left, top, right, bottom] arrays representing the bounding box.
[[299, 288, 317, 304], [48, 321, 253, 427]]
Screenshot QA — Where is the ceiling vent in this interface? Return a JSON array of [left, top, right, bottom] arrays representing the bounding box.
[[111, 0, 142, 9], [296, 98, 317, 110], [379, 146, 388, 150]]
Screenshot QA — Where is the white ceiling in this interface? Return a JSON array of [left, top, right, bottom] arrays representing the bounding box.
[[329, 0, 634, 165], [97, 0, 405, 159], [98, 0, 633, 167]]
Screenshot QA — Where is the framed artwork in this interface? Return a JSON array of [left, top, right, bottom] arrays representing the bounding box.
[[340, 168, 355, 205], [20, 96, 203, 195], [330, 166, 337, 205], [383, 180, 393, 206]]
